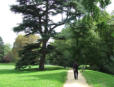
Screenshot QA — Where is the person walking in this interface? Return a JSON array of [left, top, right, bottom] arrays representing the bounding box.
[[73, 62, 79, 80]]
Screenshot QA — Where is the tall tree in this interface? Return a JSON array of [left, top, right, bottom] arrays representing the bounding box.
[[10, 0, 83, 70], [11, 0, 110, 70], [97, 13, 114, 73], [0, 36, 4, 62]]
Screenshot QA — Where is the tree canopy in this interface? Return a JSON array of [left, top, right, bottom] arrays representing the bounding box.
[[11, 0, 111, 70], [48, 11, 114, 74]]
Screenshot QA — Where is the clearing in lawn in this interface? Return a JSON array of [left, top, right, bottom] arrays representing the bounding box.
[[82, 70, 114, 87], [0, 63, 67, 87]]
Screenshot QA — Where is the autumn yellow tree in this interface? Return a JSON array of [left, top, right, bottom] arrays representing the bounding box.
[[12, 34, 39, 61]]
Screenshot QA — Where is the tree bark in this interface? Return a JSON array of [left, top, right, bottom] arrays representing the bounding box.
[[39, 40, 47, 70], [39, 0, 49, 70]]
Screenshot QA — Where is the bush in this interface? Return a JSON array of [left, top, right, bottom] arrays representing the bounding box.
[[2, 52, 14, 63]]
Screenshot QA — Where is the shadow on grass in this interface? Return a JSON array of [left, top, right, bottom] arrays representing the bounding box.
[[0, 69, 34, 74], [0, 68, 67, 84], [20, 71, 67, 83], [0, 67, 66, 75]]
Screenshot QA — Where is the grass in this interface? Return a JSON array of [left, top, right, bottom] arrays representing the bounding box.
[[0, 63, 68, 87], [82, 70, 114, 87]]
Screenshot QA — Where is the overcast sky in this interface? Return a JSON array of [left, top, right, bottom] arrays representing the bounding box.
[[0, 0, 114, 45]]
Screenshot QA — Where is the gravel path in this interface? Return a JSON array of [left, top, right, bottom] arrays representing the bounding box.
[[63, 70, 91, 87]]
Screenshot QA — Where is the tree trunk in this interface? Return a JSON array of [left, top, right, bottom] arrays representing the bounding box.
[[39, 41, 46, 70], [39, 0, 49, 70]]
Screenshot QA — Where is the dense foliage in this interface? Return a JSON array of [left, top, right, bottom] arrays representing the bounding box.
[[3, 44, 13, 62], [0, 37, 13, 63], [12, 34, 38, 62], [0, 36, 4, 62], [11, 0, 111, 70], [48, 13, 114, 74], [10, 0, 83, 70]]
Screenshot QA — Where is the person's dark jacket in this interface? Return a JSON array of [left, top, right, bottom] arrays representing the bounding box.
[[73, 63, 78, 72]]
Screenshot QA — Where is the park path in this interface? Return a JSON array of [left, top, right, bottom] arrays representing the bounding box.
[[63, 70, 91, 87]]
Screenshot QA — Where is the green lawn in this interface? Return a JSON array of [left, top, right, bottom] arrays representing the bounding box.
[[82, 70, 114, 87], [0, 63, 67, 87]]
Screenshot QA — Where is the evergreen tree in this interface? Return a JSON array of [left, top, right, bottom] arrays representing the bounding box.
[[0, 36, 4, 62], [11, 0, 110, 70], [10, 0, 84, 70]]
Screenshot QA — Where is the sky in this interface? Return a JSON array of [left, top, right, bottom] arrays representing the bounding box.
[[0, 0, 114, 46]]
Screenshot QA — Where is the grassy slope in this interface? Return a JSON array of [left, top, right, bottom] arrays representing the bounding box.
[[0, 63, 67, 87], [82, 70, 114, 87]]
